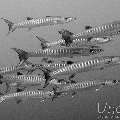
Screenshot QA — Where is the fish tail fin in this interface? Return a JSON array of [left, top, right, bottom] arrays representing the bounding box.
[[24, 60, 34, 66], [58, 29, 74, 46], [0, 79, 5, 103], [0, 95, 5, 103], [41, 67, 52, 88], [58, 29, 74, 35], [11, 48, 29, 63], [1, 18, 15, 35], [51, 85, 61, 101], [31, 31, 49, 49]]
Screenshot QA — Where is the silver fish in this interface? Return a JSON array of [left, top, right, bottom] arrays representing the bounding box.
[[0, 74, 46, 93], [73, 20, 120, 39], [48, 56, 120, 79], [52, 79, 120, 100], [0, 74, 45, 86], [0, 90, 54, 104], [1, 16, 76, 35], [21, 60, 75, 75], [58, 29, 113, 47], [11, 45, 103, 62], [0, 61, 36, 75]]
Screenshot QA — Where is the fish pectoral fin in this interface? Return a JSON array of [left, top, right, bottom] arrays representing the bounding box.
[[15, 98, 23, 104], [69, 74, 76, 80], [71, 91, 77, 97], [99, 67, 104, 70], [85, 25, 92, 30], [95, 84, 104, 92], [26, 17, 33, 20], [5, 82, 11, 93], [51, 92, 61, 101]]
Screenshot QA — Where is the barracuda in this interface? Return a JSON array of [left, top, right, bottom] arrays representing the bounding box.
[[49, 56, 120, 77], [0, 71, 69, 94], [74, 21, 120, 39], [58, 29, 113, 47], [0, 61, 37, 75], [1, 16, 76, 35], [42, 56, 120, 88], [52, 79, 119, 100], [0, 74, 46, 93], [11, 45, 103, 63], [0, 90, 55, 104], [12, 60, 77, 75]]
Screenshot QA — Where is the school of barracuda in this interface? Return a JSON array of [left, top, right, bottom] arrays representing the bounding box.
[[0, 16, 120, 104]]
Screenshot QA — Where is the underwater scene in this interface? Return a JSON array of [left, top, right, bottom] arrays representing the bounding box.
[[0, 0, 120, 120]]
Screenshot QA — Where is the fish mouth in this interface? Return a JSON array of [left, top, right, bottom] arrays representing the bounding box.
[[91, 37, 113, 44]]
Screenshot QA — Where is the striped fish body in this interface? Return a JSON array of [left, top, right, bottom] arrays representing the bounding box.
[[55, 79, 119, 94], [47, 39, 65, 47], [0, 65, 32, 75], [28, 46, 103, 58], [0, 65, 21, 75], [49, 60, 98, 77], [1, 75, 46, 86], [14, 17, 76, 29], [73, 21, 120, 39], [43, 63, 68, 71], [69, 37, 112, 47], [47, 38, 111, 48], [56, 81, 102, 93], [49, 56, 120, 77], [0, 90, 54, 103]]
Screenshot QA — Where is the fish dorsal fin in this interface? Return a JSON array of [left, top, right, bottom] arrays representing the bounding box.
[[85, 25, 92, 30], [26, 17, 33, 20], [46, 16, 52, 17], [46, 16, 61, 18]]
